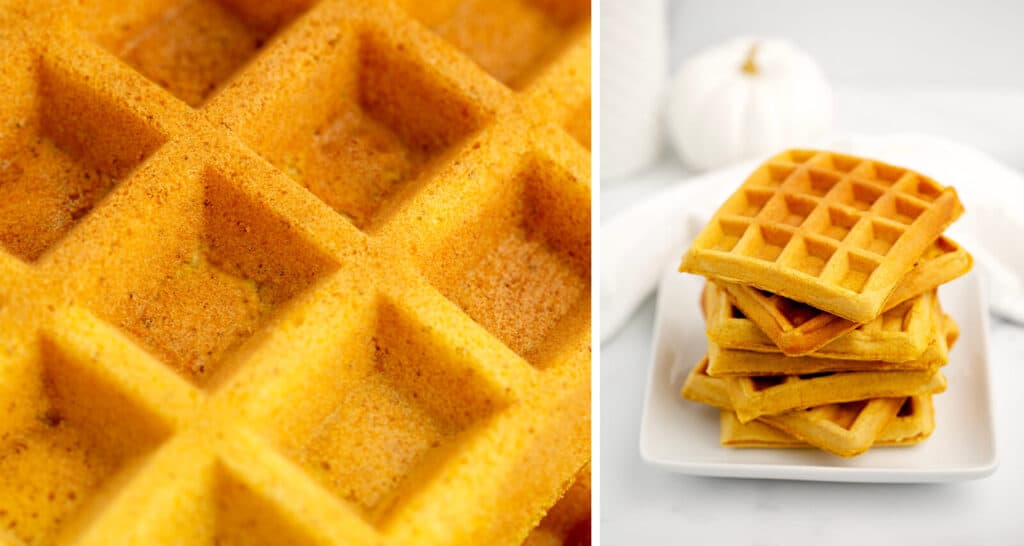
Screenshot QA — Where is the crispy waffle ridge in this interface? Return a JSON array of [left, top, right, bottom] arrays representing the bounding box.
[[0, 1, 591, 545], [716, 236, 972, 355], [680, 150, 964, 323]]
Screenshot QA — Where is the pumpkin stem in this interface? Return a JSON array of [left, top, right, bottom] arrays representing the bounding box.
[[741, 43, 759, 75]]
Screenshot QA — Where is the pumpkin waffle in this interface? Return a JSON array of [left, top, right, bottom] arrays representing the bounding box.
[[707, 312, 954, 376], [705, 282, 940, 362], [716, 236, 972, 355], [725, 368, 946, 423], [0, 1, 590, 545], [720, 395, 936, 448], [680, 149, 964, 323], [682, 358, 917, 457]]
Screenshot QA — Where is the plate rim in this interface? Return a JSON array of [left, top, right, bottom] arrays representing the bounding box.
[[638, 264, 999, 483]]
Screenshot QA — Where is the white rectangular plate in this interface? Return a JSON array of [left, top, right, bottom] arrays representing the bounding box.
[[639, 258, 997, 483]]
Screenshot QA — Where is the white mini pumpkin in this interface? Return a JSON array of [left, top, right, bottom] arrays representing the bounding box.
[[667, 37, 833, 172]]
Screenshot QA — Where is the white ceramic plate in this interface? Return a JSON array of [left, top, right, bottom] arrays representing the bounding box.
[[639, 257, 998, 483]]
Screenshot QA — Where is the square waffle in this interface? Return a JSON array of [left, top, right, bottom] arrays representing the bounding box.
[[719, 395, 936, 448], [682, 358, 908, 457], [704, 282, 940, 362], [706, 312, 955, 376], [716, 236, 972, 355], [680, 150, 964, 323], [725, 368, 946, 423], [0, 1, 591, 545]]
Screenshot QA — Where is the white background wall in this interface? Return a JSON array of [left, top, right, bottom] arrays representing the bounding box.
[[667, 1, 1024, 88], [603, 0, 1024, 195]]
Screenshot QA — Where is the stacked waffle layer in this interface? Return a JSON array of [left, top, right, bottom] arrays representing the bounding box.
[[680, 150, 971, 457], [0, 1, 590, 545]]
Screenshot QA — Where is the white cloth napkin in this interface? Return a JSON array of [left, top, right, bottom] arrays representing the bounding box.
[[601, 133, 1024, 342]]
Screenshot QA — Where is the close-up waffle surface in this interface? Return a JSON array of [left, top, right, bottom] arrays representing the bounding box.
[[0, 1, 591, 545], [716, 236, 972, 355], [680, 149, 964, 323]]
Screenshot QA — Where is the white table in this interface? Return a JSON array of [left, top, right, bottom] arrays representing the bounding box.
[[600, 88, 1024, 545]]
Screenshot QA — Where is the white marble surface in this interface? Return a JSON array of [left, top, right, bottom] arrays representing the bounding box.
[[599, 88, 1024, 544]]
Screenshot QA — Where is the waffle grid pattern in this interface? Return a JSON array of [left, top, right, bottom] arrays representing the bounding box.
[[681, 150, 963, 322], [0, 1, 591, 545], [715, 236, 971, 355]]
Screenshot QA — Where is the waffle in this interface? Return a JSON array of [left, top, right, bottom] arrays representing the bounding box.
[[522, 464, 591, 546], [717, 236, 972, 355], [725, 368, 946, 423], [706, 312, 954, 376], [0, 1, 591, 545], [682, 358, 911, 457], [719, 395, 936, 448], [720, 393, 937, 448], [704, 282, 940, 362], [680, 150, 964, 323]]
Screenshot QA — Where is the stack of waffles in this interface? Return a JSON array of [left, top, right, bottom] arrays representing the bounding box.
[[0, 0, 590, 545], [678, 150, 972, 457]]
